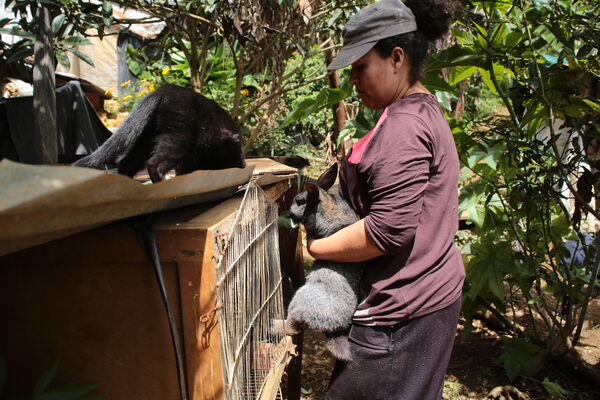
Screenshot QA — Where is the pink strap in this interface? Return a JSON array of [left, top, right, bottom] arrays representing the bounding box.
[[348, 107, 389, 164]]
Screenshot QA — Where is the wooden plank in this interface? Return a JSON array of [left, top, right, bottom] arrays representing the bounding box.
[[246, 158, 297, 175], [273, 178, 304, 400], [0, 178, 302, 400], [0, 159, 253, 256], [189, 220, 232, 400], [257, 337, 297, 400], [177, 261, 203, 399], [0, 259, 182, 399]]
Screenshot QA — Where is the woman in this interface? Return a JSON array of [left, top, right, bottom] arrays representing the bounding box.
[[307, 0, 465, 398]]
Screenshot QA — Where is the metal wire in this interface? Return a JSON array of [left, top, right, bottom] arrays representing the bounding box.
[[215, 182, 288, 400]]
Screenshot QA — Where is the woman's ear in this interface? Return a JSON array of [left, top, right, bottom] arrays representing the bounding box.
[[391, 47, 405, 67]]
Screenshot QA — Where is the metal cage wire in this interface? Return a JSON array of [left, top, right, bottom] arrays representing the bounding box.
[[215, 181, 288, 400]]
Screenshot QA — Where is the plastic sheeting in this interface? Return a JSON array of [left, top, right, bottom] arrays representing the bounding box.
[[0, 81, 111, 163], [0, 159, 254, 256]]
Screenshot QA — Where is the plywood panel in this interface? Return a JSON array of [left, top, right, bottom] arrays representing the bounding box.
[[0, 177, 302, 400]]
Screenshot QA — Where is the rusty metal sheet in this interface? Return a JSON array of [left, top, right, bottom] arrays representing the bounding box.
[[0, 159, 254, 256]]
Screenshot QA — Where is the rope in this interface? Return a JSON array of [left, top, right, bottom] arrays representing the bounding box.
[[200, 302, 223, 323]]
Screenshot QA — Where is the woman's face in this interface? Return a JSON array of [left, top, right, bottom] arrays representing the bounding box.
[[349, 48, 406, 110]]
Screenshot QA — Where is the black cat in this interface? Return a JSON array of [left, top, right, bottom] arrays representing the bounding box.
[[73, 84, 246, 182], [286, 163, 365, 361]]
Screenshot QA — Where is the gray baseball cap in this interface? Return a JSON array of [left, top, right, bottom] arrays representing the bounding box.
[[327, 0, 417, 71]]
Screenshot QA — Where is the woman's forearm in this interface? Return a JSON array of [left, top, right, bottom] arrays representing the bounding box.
[[306, 219, 385, 262]]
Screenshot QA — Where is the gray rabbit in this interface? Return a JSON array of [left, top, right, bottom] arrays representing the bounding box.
[[286, 164, 364, 361]]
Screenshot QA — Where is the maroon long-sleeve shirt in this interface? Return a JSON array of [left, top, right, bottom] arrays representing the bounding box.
[[340, 93, 465, 326]]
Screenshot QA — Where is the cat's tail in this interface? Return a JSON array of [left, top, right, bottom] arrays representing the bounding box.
[[325, 331, 352, 361], [73, 93, 162, 169]]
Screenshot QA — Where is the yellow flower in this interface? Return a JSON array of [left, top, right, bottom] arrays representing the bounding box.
[[120, 80, 131, 87], [122, 95, 132, 101], [149, 84, 156, 92], [161, 67, 170, 75], [104, 88, 113, 95], [241, 89, 249, 96]]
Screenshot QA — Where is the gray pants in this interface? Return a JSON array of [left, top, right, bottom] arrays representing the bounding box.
[[326, 298, 461, 400]]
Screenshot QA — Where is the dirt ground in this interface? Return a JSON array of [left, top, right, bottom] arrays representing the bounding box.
[[294, 301, 600, 400]]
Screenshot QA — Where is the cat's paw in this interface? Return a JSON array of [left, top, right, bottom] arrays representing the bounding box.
[[147, 166, 165, 183]]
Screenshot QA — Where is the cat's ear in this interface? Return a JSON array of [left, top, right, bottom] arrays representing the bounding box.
[[306, 182, 320, 201], [317, 163, 338, 191]]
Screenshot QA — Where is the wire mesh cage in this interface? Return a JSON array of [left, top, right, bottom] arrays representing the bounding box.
[[215, 181, 291, 400]]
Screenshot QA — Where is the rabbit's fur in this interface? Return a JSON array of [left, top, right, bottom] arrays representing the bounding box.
[[286, 164, 364, 361]]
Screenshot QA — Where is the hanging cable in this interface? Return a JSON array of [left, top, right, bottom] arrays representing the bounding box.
[[132, 216, 189, 400]]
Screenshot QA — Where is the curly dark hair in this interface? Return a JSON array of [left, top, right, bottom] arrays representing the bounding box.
[[373, 0, 459, 84]]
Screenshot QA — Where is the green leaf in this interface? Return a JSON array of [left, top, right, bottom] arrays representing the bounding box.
[[422, 74, 454, 93], [52, 14, 66, 36], [473, 21, 488, 39], [6, 46, 33, 64], [60, 36, 92, 47], [458, 182, 487, 228], [465, 142, 503, 171], [337, 107, 383, 144], [33, 360, 60, 399], [126, 46, 144, 76], [467, 238, 512, 299], [102, 0, 113, 17], [550, 214, 571, 241], [577, 44, 594, 58], [280, 97, 315, 128], [280, 83, 352, 128], [582, 99, 600, 112], [242, 74, 262, 90], [541, 377, 570, 397], [326, 9, 343, 27], [55, 49, 71, 70], [68, 48, 94, 67], [428, 45, 485, 71], [490, 23, 507, 49], [451, 27, 474, 45], [0, 27, 35, 40], [521, 100, 547, 131], [277, 212, 298, 229], [477, 68, 496, 93], [448, 65, 478, 86], [496, 337, 538, 381], [354, 107, 382, 137], [504, 30, 525, 49]]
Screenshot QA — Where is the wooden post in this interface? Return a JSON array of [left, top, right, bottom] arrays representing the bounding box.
[[324, 47, 347, 163], [32, 5, 57, 164]]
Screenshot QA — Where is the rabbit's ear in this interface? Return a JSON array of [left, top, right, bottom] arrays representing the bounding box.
[[306, 182, 320, 201], [317, 163, 338, 191]]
